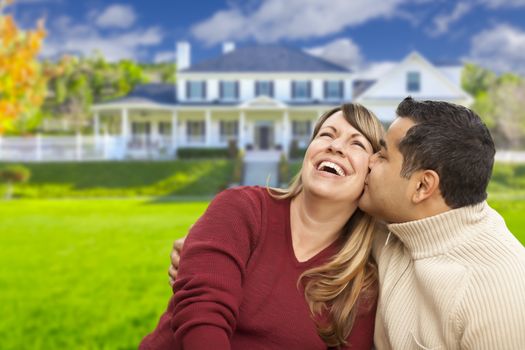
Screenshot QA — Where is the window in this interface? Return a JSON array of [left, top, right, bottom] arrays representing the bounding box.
[[159, 122, 172, 136], [220, 81, 238, 100], [186, 121, 205, 143], [407, 72, 420, 92], [324, 81, 343, 99], [292, 121, 311, 139], [255, 81, 273, 97], [219, 121, 239, 142], [292, 81, 311, 100], [187, 81, 206, 100], [131, 122, 150, 135]]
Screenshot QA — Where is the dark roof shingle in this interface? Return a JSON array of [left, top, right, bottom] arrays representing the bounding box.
[[183, 45, 350, 73]]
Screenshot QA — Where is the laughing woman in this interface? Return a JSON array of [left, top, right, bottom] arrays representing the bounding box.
[[140, 104, 384, 350]]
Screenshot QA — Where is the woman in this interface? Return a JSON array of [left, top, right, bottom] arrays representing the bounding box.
[[140, 103, 384, 349]]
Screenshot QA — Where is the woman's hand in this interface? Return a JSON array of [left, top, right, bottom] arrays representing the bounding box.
[[169, 237, 186, 287]]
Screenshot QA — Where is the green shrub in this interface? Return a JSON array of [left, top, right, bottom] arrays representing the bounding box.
[[177, 147, 230, 159]]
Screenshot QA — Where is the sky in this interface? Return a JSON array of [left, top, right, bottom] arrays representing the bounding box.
[[8, 0, 525, 77]]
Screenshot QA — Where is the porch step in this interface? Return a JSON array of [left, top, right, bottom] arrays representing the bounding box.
[[243, 161, 279, 187]]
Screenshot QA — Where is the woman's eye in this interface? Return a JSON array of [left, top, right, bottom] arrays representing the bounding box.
[[352, 141, 366, 149], [319, 132, 333, 138]]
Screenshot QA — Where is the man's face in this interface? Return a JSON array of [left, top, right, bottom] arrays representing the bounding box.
[[358, 117, 416, 223]]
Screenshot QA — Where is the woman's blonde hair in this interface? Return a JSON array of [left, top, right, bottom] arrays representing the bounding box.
[[271, 103, 384, 347]]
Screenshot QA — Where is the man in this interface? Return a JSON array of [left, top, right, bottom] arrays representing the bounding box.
[[169, 97, 525, 349], [358, 97, 525, 349]]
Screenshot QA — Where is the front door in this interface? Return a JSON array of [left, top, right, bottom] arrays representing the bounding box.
[[255, 122, 274, 150]]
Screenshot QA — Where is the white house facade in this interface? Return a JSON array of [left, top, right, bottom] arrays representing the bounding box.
[[91, 42, 472, 159]]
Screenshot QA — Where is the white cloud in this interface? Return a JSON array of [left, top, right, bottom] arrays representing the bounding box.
[[466, 23, 525, 75], [191, 0, 407, 46], [154, 50, 176, 63], [95, 4, 136, 29], [42, 15, 163, 62], [304, 38, 363, 70], [429, 2, 472, 36]]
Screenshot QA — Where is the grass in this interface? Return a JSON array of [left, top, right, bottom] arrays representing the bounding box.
[[0, 198, 209, 350], [0, 160, 234, 198], [0, 196, 523, 349]]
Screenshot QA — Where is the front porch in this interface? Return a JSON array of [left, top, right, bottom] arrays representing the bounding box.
[[91, 97, 324, 160]]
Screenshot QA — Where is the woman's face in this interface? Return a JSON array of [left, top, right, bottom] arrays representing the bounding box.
[[301, 111, 374, 203]]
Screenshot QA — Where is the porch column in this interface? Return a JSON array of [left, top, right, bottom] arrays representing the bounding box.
[[151, 119, 159, 143], [121, 108, 129, 139], [171, 110, 178, 157], [282, 110, 290, 157], [93, 111, 100, 149], [239, 110, 245, 150], [205, 110, 212, 146]]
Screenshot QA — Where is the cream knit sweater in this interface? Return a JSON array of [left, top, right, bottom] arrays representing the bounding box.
[[373, 201, 525, 350]]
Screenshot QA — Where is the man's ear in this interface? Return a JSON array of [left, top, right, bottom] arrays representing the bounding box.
[[411, 170, 440, 204]]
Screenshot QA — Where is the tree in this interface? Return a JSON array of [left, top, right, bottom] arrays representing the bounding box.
[[42, 54, 148, 132], [462, 63, 525, 149], [0, 0, 47, 133]]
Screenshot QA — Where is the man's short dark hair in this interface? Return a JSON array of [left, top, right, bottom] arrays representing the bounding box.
[[396, 96, 495, 208]]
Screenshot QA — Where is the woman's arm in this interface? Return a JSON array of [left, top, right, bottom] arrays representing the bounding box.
[[142, 188, 261, 350]]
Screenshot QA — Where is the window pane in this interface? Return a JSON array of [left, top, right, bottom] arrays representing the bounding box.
[[189, 81, 203, 99], [220, 120, 239, 142], [186, 121, 205, 142], [326, 81, 341, 99], [256, 81, 271, 96], [222, 81, 236, 99], [292, 121, 311, 137], [407, 72, 420, 92], [159, 122, 172, 136], [294, 81, 309, 99]]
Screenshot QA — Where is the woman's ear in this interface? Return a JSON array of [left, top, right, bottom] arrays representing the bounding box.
[[411, 170, 440, 204]]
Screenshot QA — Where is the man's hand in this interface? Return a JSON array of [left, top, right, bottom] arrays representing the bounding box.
[[168, 237, 186, 287]]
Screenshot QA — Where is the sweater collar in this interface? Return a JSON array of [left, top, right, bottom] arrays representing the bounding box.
[[386, 201, 488, 259]]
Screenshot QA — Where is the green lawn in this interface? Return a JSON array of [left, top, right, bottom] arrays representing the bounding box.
[[0, 197, 523, 350], [0, 198, 209, 350]]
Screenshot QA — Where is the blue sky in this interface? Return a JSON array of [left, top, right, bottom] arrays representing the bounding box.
[[9, 0, 525, 76]]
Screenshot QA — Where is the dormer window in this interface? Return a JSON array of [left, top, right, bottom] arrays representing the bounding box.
[[292, 81, 311, 100], [407, 72, 421, 92], [187, 81, 206, 100], [255, 81, 273, 97], [220, 81, 239, 100], [324, 81, 344, 100]]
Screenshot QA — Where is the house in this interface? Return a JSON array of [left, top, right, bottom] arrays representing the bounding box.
[[91, 42, 472, 159]]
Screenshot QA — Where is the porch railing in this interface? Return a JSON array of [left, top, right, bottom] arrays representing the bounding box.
[[0, 134, 175, 162]]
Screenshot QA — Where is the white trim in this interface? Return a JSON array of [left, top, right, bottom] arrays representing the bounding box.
[[179, 72, 353, 80]]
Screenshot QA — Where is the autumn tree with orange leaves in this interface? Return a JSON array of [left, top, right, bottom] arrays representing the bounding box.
[[0, 0, 47, 133]]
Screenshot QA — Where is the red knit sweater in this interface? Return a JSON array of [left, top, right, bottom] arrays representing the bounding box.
[[140, 186, 376, 350]]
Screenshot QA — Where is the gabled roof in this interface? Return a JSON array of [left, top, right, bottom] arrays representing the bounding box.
[[183, 45, 350, 73], [98, 84, 177, 106], [356, 51, 472, 104]]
